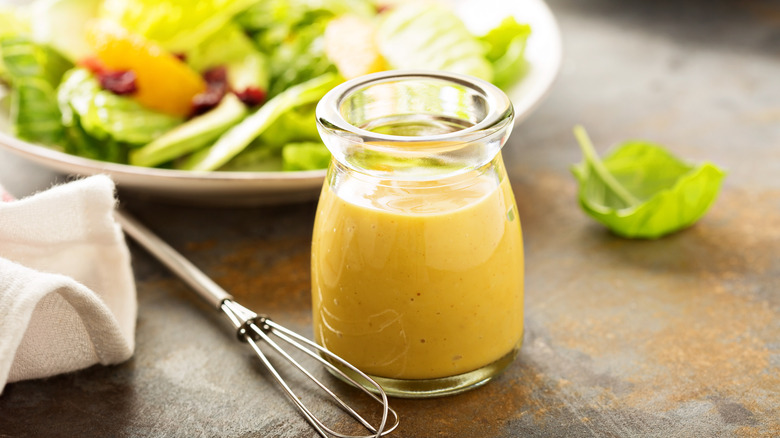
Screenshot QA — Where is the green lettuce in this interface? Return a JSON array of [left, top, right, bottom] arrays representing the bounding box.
[[99, 0, 257, 52], [237, 0, 373, 42], [571, 125, 727, 239], [257, 102, 319, 147], [480, 17, 531, 89], [282, 142, 330, 171], [0, 7, 30, 80], [178, 72, 341, 171], [185, 22, 269, 92], [58, 68, 182, 160], [236, 0, 370, 97], [0, 36, 71, 146], [129, 93, 247, 167], [377, 3, 493, 82], [216, 102, 321, 172]]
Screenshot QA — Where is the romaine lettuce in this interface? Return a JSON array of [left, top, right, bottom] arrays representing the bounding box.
[[282, 142, 331, 171], [480, 17, 531, 89], [130, 93, 247, 167], [377, 3, 494, 82], [257, 102, 319, 148], [236, 0, 371, 97], [58, 68, 182, 148], [99, 0, 257, 52], [1, 36, 70, 146], [0, 6, 30, 81], [185, 22, 269, 92], [178, 72, 340, 171], [8, 76, 64, 146], [220, 101, 323, 171]]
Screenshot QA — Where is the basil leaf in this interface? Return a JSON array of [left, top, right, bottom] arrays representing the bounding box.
[[571, 125, 726, 239]]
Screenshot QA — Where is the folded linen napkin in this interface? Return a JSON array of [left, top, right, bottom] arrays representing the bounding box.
[[0, 175, 136, 393]]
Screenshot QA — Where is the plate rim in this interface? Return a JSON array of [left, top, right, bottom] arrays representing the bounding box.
[[0, 0, 563, 203]]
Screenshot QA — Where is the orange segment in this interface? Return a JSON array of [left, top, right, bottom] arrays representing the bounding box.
[[86, 20, 206, 117], [324, 15, 386, 80]]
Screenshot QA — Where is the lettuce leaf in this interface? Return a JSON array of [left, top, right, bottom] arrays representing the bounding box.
[[62, 113, 126, 162], [377, 3, 493, 82], [480, 17, 531, 89], [220, 103, 323, 171], [8, 77, 64, 146], [215, 144, 283, 171], [178, 72, 341, 171], [129, 93, 247, 167], [58, 68, 182, 147], [257, 102, 319, 147], [185, 22, 269, 92], [571, 125, 727, 239], [0, 6, 30, 80], [99, 0, 256, 52], [0, 36, 71, 146], [236, 0, 370, 97], [236, 0, 373, 37], [266, 19, 336, 97], [282, 141, 330, 171]]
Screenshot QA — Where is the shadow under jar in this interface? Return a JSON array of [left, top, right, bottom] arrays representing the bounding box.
[[312, 71, 524, 398]]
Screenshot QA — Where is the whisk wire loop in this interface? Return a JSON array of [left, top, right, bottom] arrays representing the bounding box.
[[221, 300, 399, 438], [115, 210, 398, 438]]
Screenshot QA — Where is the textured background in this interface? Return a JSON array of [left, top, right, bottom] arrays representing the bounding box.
[[1, 0, 778, 436]]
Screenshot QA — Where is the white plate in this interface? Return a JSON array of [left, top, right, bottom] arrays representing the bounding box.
[[0, 0, 562, 206]]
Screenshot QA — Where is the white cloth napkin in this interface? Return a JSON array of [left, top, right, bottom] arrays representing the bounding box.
[[0, 175, 136, 393]]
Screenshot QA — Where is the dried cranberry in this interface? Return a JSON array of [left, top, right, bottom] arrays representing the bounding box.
[[203, 66, 228, 86], [99, 70, 138, 95], [192, 88, 225, 115], [235, 87, 266, 107], [190, 66, 230, 115]]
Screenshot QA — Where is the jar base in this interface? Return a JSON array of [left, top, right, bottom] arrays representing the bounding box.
[[328, 347, 519, 399]]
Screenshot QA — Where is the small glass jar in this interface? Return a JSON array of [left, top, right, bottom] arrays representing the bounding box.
[[312, 71, 524, 398]]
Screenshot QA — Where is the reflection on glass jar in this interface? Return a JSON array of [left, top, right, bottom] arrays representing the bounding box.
[[312, 71, 524, 398]]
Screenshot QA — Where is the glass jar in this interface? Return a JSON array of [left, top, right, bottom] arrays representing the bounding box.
[[312, 71, 524, 398]]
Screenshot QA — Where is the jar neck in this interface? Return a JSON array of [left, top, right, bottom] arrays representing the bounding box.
[[316, 71, 515, 182], [327, 153, 508, 191], [319, 115, 513, 182]]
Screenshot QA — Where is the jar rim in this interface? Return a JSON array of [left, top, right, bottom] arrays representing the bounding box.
[[315, 70, 514, 145]]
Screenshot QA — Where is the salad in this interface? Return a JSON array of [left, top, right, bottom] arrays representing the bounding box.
[[0, 0, 531, 172]]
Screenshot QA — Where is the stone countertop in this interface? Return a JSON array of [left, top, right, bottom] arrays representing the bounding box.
[[1, 0, 778, 436]]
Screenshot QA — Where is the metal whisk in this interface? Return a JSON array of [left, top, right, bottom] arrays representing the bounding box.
[[115, 210, 399, 438]]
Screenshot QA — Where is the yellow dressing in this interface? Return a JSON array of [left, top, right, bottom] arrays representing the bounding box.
[[311, 168, 524, 380]]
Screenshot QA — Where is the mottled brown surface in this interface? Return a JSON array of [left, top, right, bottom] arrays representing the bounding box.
[[1, 0, 779, 436]]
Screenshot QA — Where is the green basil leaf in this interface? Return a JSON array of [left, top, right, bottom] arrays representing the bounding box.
[[571, 125, 726, 239]]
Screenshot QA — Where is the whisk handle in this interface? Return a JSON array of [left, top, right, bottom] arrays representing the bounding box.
[[115, 209, 233, 309]]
